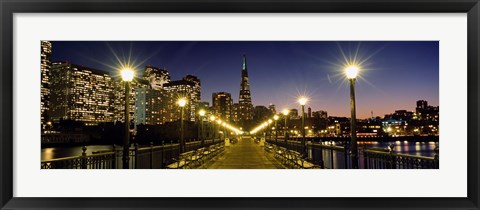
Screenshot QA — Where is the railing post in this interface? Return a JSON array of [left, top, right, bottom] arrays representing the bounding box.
[[318, 140, 324, 169], [161, 140, 165, 168], [81, 146, 87, 169], [434, 144, 439, 169], [388, 144, 395, 169], [308, 142, 314, 163], [150, 142, 154, 169], [112, 144, 117, 169], [344, 141, 349, 169], [134, 143, 139, 169], [362, 147, 367, 169], [330, 140, 334, 169]]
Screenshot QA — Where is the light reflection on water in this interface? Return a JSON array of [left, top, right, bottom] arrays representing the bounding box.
[[41, 145, 114, 161], [318, 141, 437, 169]]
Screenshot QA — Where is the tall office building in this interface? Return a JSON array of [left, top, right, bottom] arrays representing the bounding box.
[[289, 109, 299, 119], [143, 65, 170, 90], [415, 100, 439, 122], [113, 78, 149, 124], [253, 105, 271, 122], [268, 104, 276, 115], [232, 103, 240, 123], [49, 62, 115, 125], [212, 92, 232, 121], [184, 75, 201, 105], [135, 87, 174, 125], [41, 41, 52, 126], [312, 110, 328, 130], [238, 54, 254, 125], [164, 79, 200, 122], [416, 100, 428, 110]]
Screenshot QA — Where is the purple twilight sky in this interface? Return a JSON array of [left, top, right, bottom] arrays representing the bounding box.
[[50, 41, 439, 119]]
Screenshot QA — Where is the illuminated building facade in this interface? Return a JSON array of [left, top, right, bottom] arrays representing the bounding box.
[[41, 41, 52, 126], [415, 100, 439, 122], [49, 62, 115, 124], [238, 54, 254, 125], [268, 104, 276, 115], [184, 75, 201, 105], [164, 79, 200, 122], [113, 78, 149, 124], [135, 87, 174, 125], [232, 103, 240, 123], [212, 92, 232, 121]]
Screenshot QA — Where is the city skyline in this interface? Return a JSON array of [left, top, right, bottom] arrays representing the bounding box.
[[50, 41, 439, 119]]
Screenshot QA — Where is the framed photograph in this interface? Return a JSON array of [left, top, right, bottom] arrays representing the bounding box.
[[1, 0, 479, 209]]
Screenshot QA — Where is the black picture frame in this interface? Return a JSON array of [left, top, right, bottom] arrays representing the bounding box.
[[1, 0, 479, 209]]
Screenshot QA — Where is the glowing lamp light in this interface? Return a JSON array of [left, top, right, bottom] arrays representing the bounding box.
[[178, 98, 187, 107], [273, 115, 279, 120], [210, 116, 216, 121], [282, 109, 290, 116], [121, 68, 135, 82], [298, 97, 308, 106], [345, 65, 359, 79], [199, 109, 206, 116]]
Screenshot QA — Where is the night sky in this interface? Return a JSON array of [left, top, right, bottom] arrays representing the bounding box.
[[50, 41, 439, 119]]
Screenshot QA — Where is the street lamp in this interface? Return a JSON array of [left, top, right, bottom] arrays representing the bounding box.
[[345, 65, 359, 169], [273, 115, 279, 143], [178, 98, 187, 153], [282, 109, 289, 143], [121, 68, 134, 169], [298, 97, 308, 156], [199, 109, 206, 146]]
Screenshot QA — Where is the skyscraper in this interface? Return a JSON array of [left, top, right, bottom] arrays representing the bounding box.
[[49, 62, 115, 125], [416, 100, 428, 110], [164, 79, 200, 122], [268, 104, 276, 115], [212, 92, 232, 121], [238, 54, 254, 127], [41, 41, 52, 127], [113, 77, 149, 124], [134, 87, 173, 125], [232, 103, 240, 123]]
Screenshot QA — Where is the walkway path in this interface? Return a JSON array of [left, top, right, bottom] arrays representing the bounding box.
[[199, 137, 285, 169]]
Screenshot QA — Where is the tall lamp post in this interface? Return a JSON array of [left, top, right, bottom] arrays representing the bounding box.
[[178, 98, 187, 153], [199, 109, 206, 146], [121, 68, 134, 169], [268, 119, 273, 140], [273, 115, 279, 143], [217, 119, 223, 139], [346, 65, 359, 169], [282, 109, 289, 143], [210, 115, 216, 140], [298, 97, 308, 156], [222, 122, 227, 139]]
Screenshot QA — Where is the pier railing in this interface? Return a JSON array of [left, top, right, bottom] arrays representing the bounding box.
[[266, 139, 439, 169], [363, 146, 439, 169], [41, 139, 223, 169]]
